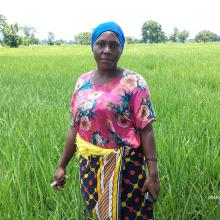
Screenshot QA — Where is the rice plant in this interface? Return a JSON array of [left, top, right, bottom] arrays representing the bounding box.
[[0, 44, 219, 219]]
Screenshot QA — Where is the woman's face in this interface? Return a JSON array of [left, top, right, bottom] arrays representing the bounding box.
[[93, 31, 122, 71]]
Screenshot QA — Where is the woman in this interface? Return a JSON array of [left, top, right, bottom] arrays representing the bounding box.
[[53, 21, 160, 220]]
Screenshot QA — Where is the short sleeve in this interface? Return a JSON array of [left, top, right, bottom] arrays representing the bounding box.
[[130, 78, 156, 129], [70, 92, 77, 128], [70, 78, 80, 128], [69, 73, 89, 128]]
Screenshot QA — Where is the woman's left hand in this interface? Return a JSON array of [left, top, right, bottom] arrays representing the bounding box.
[[141, 175, 160, 202]]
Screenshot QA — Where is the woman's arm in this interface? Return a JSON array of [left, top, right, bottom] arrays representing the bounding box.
[[140, 123, 160, 201], [53, 126, 77, 189], [58, 126, 77, 169]]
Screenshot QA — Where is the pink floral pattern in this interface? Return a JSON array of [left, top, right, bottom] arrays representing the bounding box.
[[71, 70, 156, 148], [80, 116, 91, 131]]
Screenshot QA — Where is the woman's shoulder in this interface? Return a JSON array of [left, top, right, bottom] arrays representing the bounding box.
[[77, 71, 92, 81], [122, 69, 146, 80], [73, 71, 92, 93], [120, 69, 148, 91]]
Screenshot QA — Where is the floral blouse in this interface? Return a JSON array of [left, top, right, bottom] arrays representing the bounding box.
[[70, 69, 156, 149]]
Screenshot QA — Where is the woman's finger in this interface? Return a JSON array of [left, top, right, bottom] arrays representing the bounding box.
[[148, 182, 160, 201], [141, 180, 148, 193], [51, 179, 66, 189], [150, 190, 157, 201], [55, 184, 64, 190]]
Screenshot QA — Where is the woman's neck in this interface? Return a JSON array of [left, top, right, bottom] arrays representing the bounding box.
[[95, 67, 121, 79]]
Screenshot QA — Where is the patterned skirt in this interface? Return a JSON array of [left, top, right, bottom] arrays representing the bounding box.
[[79, 146, 154, 220]]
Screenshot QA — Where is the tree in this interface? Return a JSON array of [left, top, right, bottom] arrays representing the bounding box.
[[195, 30, 218, 42], [21, 25, 37, 45], [177, 30, 189, 43], [0, 14, 7, 32], [125, 36, 140, 44], [74, 32, 91, 45], [141, 20, 166, 43], [169, 27, 179, 42], [2, 23, 21, 47], [126, 36, 134, 44], [47, 32, 55, 45], [0, 14, 7, 45]]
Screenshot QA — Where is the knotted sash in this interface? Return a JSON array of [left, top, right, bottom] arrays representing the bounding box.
[[76, 133, 124, 220]]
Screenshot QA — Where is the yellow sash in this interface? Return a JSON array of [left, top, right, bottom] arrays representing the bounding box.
[[76, 133, 122, 220], [76, 133, 117, 159]]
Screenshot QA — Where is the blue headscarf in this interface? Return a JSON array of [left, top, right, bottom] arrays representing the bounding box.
[[91, 21, 125, 52]]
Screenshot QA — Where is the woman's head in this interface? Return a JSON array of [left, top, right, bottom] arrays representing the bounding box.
[[91, 21, 125, 51], [91, 22, 125, 71]]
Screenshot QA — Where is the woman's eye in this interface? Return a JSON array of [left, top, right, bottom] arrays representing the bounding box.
[[97, 42, 104, 47], [110, 43, 119, 49]]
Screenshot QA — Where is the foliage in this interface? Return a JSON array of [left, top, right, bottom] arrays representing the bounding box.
[[141, 20, 166, 43], [177, 30, 189, 43], [0, 14, 7, 33], [0, 14, 7, 45], [74, 32, 91, 45], [2, 23, 21, 47], [195, 30, 219, 42], [125, 36, 140, 44], [169, 27, 179, 42], [21, 25, 38, 45], [169, 28, 189, 43], [22, 25, 36, 38], [56, 39, 66, 44], [1, 14, 220, 47], [47, 32, 55, 45], [55, 41, 61, 45]]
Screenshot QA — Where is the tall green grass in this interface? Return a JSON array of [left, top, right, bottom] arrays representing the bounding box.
[[0, 44, 219, 219]]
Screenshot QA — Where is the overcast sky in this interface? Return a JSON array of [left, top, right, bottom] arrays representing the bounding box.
[[1, 0, 219, 40]]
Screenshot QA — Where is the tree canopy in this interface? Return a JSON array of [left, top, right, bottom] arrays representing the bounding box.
[[1, 14, 39, 47], [74, 32, 91, 45], [141, 20, 166, 43], [178, 30, 189, 43], [47, 32, 55, 45], [0, 14, 7, 45], [1, 14, 220, 47], [2, 23, 21, 47], [0, 14, 7, 32], [22, 25, 38, 45], [169, 27, 179, 42], [195, 30, 219, 42]]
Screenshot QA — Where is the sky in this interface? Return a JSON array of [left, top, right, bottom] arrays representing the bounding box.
[[1, 0, 219, 40]]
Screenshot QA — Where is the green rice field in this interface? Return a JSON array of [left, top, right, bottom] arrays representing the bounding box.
[[0, 43, 220, 219]]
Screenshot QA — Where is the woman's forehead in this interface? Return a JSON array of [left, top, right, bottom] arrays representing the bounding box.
[[96, 31, 120, 43]]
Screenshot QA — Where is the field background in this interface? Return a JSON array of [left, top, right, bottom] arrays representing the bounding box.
[[0, 44, 219, 219]]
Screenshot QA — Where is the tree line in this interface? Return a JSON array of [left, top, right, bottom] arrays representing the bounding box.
[[0, 14, 219, 48], [140, 21, 220, 43]]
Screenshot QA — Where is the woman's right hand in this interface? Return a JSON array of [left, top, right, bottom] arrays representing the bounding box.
[[52, 127, 76, 189], [53, 167, 67, 190]]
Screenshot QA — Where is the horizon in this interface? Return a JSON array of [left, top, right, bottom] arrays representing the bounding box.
[[1, 0, 220, 41]]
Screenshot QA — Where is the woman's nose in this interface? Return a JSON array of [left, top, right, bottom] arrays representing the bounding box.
[[103, 45, 111, 54]]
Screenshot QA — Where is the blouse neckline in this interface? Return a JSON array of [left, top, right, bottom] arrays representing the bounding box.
[[89, 70, 123, 86]]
